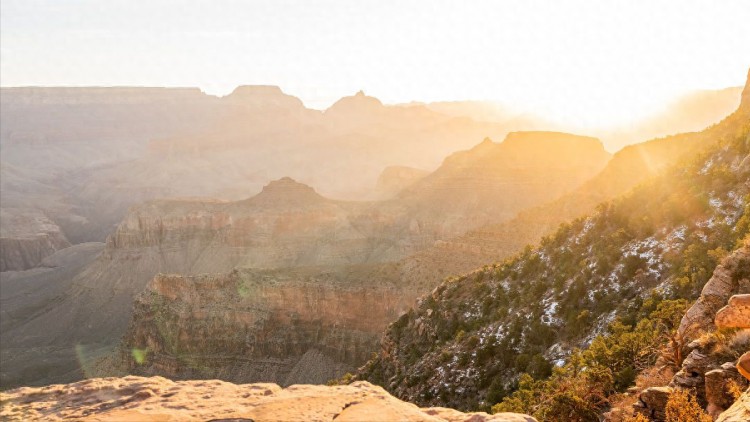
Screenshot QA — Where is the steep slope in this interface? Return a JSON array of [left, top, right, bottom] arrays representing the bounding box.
[[358, 81, 750, 413], [595, 86, 744, 152], [0, 242, 104, 387], [396, 74, 750, 282]]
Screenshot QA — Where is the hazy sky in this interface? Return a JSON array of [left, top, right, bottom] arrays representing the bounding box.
[[2, 0, 749, 126]]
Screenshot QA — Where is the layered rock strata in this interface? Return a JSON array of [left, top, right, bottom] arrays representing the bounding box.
[[119, 268, 419, 385], [0, 208, 71, 271]]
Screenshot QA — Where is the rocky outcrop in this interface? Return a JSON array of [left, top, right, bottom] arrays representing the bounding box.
[[0, 376, 537, 422], [637, 261, 750, 421], [715, 294, 750, 330], [0, 208, 71, 271], [714, 292, 750, 421], [679, 240, 750, 338], [668, 350, 716, 405], [705, 362, 748, 418], [716, 390, 750, 422], [119, 267, 419, 385], [634, 386, 673, 421], [716, 294, 750, 383], [106, 177, 428, 266]]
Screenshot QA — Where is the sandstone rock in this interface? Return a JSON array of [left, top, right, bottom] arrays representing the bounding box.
[[716, 388, 750, 422], [670, 350, 716, 403], [635, 386, 673, 421], [119, 268, 419, 385], [0, 376, 536, 422], [715, 294, 750, 330], [738, 352, 750, 381], [678, 241, 750, 339], [705, 364, 749, 418]]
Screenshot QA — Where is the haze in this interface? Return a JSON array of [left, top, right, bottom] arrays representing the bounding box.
[[2, 0, 749, 128], [3, 2, 750, 421]]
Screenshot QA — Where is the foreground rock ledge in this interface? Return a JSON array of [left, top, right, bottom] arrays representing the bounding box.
[[0, 376, 536, 422]]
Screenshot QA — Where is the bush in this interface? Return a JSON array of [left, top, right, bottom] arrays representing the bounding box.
[[664, 389, 711, 422]]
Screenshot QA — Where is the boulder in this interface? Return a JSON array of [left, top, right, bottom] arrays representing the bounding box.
[[716, 389, 750, 422], [705, 362, 749, 418], [670, 350, 716, 404], [634, 386, 673, 421], [738, 352, 750, 381], [715, 294, 750, 330]]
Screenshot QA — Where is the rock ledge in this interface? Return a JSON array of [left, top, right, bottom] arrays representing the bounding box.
[[0, 376, 536, 422]]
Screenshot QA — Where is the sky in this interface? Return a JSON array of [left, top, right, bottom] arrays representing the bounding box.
[[1, 0, 749, 127]]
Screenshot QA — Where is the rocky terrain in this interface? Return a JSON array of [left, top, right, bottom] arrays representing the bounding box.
[[0, 377, 536, 422], [118, 267, 419, 385], [631, 242, 750, 420], [0, 208, 71, 271]]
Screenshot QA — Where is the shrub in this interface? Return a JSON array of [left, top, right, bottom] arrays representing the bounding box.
[[664, 389, 711, 422]]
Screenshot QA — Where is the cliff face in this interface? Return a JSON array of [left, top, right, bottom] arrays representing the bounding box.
[[0, 208, 71, 271], [0, 376, 536, 422], [106, 177, 423, 267], [120, 267, 417, 385]]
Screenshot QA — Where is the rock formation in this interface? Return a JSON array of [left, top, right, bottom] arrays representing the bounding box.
[[118, 267, 419, 385], [716, 391, 750, 422], [714, 293, 750, 421], [635, 254, 750, 421], [635, 242, 750, 420], [635, 387, 673, 421], [0, 208, 71, 271], [678, 240, 750, 339], [0, 376, 537, 422]]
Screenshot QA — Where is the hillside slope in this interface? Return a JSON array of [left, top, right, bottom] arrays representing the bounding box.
[[358, 74, 750, 414]]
